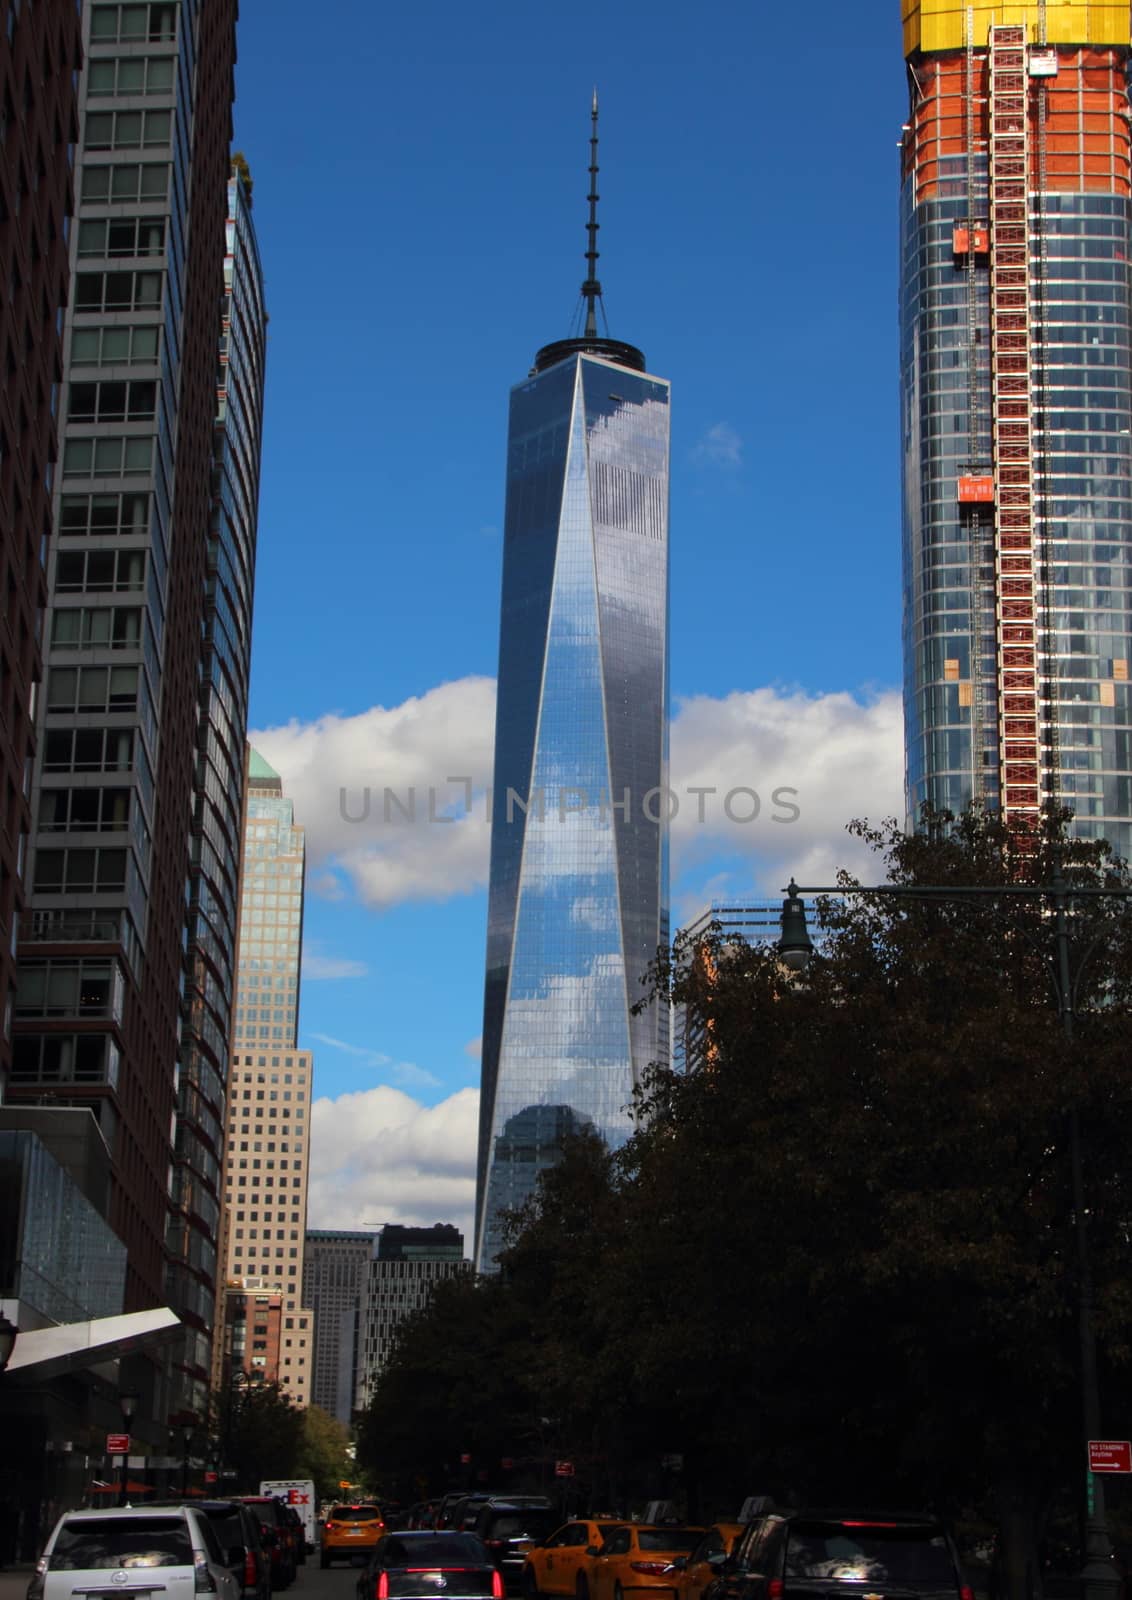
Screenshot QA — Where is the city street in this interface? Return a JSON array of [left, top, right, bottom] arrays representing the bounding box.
[[0, 1558, 366, 1600]]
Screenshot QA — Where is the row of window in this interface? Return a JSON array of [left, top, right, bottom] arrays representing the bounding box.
[[79, 217, 166, 259], [34, 846, 129, 894], [88, 54, 175, 97], [39, 788, 132, 834], [90, 3, 177, 42], [47, 663, 142, 714], [51, 605, 142, 649], [85, 108, 171, 151], [60, 491, 150, 536], [63, 436, 153, 479], [56, 549, 146, 594], [9, 1033, 120, 1086], [14, 959, 124, 1020], [75, 269, 162, 313], [82, 161, 168, 204], [69, 381, 157, 423]]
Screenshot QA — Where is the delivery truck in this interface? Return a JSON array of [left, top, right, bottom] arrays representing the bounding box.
[[260, 1480, 317, 1553]]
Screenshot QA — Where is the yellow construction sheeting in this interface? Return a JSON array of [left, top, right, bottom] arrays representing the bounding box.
[[903, 1, 1131, 55]]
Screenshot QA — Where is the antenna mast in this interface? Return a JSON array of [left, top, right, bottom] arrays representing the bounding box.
[[582, 88, 602, 336]]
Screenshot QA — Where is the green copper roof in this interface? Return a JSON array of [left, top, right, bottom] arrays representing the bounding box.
[[247, 747, 281, 782]]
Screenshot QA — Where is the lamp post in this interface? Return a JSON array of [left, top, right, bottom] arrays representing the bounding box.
[[779, 870, 1128, 1600], [0, 1314, 17, 1373], [181, 1425, 192, 1498], [118, 1391, 140, 1507]]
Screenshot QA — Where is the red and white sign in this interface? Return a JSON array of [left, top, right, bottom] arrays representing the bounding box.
[[460, 1453, 472, 1465], [1089, 1440, 1132, 1473], [554, 1461, 575, 1479], [106, 1434, 130, 1455], [204, 1471, 218, 1484]]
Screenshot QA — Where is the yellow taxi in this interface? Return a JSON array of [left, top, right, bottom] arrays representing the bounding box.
[[522, 1520, 625, 1600], [670, 1525, 745, 1600], [320, 1503, 386, 1567], [588, 1526, 704, 1600]]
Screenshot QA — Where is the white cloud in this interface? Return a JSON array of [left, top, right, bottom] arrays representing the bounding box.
[[463, 1036, 482, 1060], [309, 1032, 441, 1090], [302, 948, 368, 980], [307, 1085, 479, 1246], [669, 684, 904, 900], [251, 677, 496, 910], [692, 422, 743, 468], [255, 677, 902, 913]]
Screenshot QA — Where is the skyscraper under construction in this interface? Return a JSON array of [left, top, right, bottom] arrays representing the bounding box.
[[901, 2, 1132, 850]]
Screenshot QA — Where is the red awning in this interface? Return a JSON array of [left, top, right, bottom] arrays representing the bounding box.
[[89, 1480, 154, 1495]]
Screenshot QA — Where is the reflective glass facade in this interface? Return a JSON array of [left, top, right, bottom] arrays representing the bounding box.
[[901, 40, 1132, 856], [476, 352, 670, 1270]]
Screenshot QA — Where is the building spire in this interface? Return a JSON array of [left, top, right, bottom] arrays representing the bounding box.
[[582, 88, 601, 338]]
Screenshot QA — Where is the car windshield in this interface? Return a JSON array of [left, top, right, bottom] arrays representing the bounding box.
[[487, 1512, 560, 1540], [639, 1531, 702, 1554], [383, 1536, 488, 1566], [51, 1518, 193, 1570], [332, 1507, 381, 1522], [784, 1526, 954, 1585]]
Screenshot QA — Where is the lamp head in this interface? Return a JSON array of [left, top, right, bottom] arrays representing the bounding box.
[[778, 880, 813, 974], [119, 1390, 140, 1424]]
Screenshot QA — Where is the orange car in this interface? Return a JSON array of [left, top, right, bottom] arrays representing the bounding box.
[[320, 1502, 386, 1567], [523, 1520, 625, 1600], [670, 1525, 745, 1600], [588, 1526, 704, 1600]]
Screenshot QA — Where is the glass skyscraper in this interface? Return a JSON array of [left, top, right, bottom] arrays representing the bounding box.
[[901, 2, 1132, 853], [476, 105, 670, 1270]]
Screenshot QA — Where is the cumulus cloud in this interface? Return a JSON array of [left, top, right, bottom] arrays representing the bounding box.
[[691, 422, 743, 468], [307, 1085, 478, 1245], [251, 678, 496, 910], [670, 684, 904, 895], [254, 677, 902, 912]]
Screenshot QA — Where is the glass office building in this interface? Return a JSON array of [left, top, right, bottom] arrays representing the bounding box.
[[476, 340, 670, 1271], [901, 3, 1132, 854]]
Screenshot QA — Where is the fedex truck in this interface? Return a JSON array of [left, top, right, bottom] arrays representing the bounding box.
[[260, 1480, 317, 1552]]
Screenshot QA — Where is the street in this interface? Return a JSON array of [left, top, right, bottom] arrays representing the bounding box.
[[0, 1556, 368, 1600]]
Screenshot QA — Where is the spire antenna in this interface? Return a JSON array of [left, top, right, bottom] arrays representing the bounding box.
[[582, 87, 601, 337]]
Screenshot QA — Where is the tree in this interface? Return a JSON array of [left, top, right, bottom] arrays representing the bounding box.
[[212, 1376, 304, 1492], [297, 1405, 353, 1502]]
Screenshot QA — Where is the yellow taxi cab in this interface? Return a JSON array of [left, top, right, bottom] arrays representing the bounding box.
[[522, 1519, 625, 1600], [588, 1526, 704, 1600], [670, 1525, 745, 1600], [320, 1502, 386, 1567]]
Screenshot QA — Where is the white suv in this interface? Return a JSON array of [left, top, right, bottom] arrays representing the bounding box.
[[28, 1506, 242, 1600]]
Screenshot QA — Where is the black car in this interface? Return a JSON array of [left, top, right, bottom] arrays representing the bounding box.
[[472, 1504, 561, 1596], [707, 1511, 972, 1600], [238, 1496, 297, 1591], [358, 1532, 505, 1600], [187, 1500, 273, 1600]]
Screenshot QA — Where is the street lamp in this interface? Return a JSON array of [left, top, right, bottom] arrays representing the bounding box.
[[0, 1314, 18, 1373], [780, 868, 1129, 1600], [181, 1425, 193, 1498], [118, 1391, 140, 1507]]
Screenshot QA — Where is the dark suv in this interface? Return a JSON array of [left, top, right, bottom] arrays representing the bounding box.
[[188, 1500, 273, 1600], [238, 1496, 297, 1590], [472, 1503, 558, 1595], [709, 1511, 972, 1600]]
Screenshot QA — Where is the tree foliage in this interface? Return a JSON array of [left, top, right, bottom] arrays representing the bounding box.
[[297, 1405, 354, 1501], [356, 811, 1132, 1583], [211, 1376, 304, 1494]]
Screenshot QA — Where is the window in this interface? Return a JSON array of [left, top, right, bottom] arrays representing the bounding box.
[[55, 549, 145, 593], [74, 270, 161, 313], [33, 846, 127, 893], [59, 492, 150, 536], [84, 108, 171, 151], [78, 217, 166, 257], [87, 54, 175, 96], [46, 664, 139, 714], [69, 381, 157, 423], [38, 787, 131, 833], [43, 727, 134, 773], [15, 958, 122, 1019], [50, 605, 142, 648], [9, 1032, 117, 1086], [62, 436, 153, 478], [89, 3, 177, 41], [81, 162, 168, 204]]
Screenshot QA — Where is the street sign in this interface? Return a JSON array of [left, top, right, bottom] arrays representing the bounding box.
[[460, 1454, 471, 1466], [1088, 1440, 1132, 1473], [501, 1458, 514, 1471], [221, 1469, 238, 1479], [204, 1471, 218, 1484], [554, 1461, 575, 1478], [106, 1434, 130, 1454]]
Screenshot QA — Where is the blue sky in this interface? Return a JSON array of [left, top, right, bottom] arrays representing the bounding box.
[[232, 0, 911, 1234]]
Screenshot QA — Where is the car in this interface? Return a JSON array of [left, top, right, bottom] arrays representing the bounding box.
[[179, 1500, 272, 1600], [322, 1503, 387, 1568], [707, 1510, 973, 1600], [27, 1505, 241, 1600], [669, 1526, 745, 1600], [447, 1496, 496, 1532], [279, 1505, 307, 1566], [237, 1496, 297, 1590], [522, 1520, 626, 1600], [356, 1531, 505, 1600], [472, 1503, 562, 1594], [588, 1525, 705, 1600]]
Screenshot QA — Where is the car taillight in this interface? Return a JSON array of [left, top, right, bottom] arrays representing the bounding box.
[[629, 1564, 673, 1577], [376, 1573, 389, 1599], [492, 1571, 505, 1598], [244, 1552, 257, 1588], [960, 1587, 974, 1600], [194, 1556, 218, 1594], [768, 1582, 784, 1600], [325, 1522, 336, 1533], [489, 1541, 506, 1551], [27, 1558, 48, 1600]]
